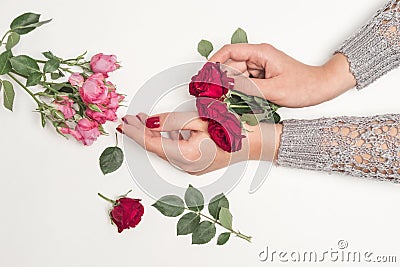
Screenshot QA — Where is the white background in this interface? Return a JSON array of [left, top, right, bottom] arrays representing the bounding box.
[[1, 0, 400, 266]]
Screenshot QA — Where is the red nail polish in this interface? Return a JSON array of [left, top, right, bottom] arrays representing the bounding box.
[[136, 115, 142, 122], [146, 116, 160, 128], [116, 126, 124, 134], [122, 117, 128, 123]]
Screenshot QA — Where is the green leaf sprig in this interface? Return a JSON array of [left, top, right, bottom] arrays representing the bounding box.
[[0, 13, 91, 124], [152, 184, 252, 245]]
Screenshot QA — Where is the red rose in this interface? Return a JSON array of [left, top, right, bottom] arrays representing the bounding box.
[[189, 62, 234, 99], [208, 114, 244, 153], [110, 197, 144, 233], [196, 97, 229, 120], [196, 97, 244, 152]]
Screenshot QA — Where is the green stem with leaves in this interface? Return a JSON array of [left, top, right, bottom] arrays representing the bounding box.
[[7, 73, 41, 105], [186, 208, 252, 243]]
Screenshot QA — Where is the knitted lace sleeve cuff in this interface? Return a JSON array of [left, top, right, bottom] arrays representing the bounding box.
[[277, 115, 400, 182], [336, 0, 400, 89], [276, 118, 328, 172]]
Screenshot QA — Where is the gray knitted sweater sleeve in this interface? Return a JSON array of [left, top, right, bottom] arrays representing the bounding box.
[[336, 0, 400, 89], [276, 1, 400, 182]]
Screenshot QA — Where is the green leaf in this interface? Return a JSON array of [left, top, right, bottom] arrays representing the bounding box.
[[192, 221, 216, 245], [219, 207, 233, 229], [0, 80, 2, 93], [184, 184, 204, 212], [5, 32, 20, 50], [177, 212, 200, 235], [10, 13, 40, 34], [99, 146, 124, 175], [152, 195, 185, 217], [43, 59, 60, 73], [208, 193, 229, 220], [10, 13, 51, 35], [10, 55, 40, 76], [0, 50, 13, 75], [26, 72, 42, 87], [197, 39, 213, 59], [51, 72, 60, 80], [40, 112, 46, 128], [43, 51, 56, 60], [88, 104, 102, 112], [241, 113, 259, 126], [217, 232, 231, 245], [231, 28, 248, 44], [2, 80, 15, 111], [273, 112, 281, 123]]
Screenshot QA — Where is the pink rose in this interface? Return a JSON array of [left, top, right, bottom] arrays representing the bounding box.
[[68, 73, 84, 87], [53, 96, 76, 119], [86, 106, 118, 124], [75, 118, 101, 146], [79, 73, 108, 104], [90, 53, 119, 76], [60, 118, 101, 146], [86, 108, 107, 124], [106, 91, 124, 110]]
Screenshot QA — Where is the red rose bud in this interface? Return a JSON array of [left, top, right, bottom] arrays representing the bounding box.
[[110, 198, 144, 233], [98, 192, 144, 233], [189, 62, 234, 99]]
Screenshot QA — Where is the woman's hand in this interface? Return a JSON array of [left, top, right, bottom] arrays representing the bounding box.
[[119, 112, 282, 175], [209, 43, 356, 108]]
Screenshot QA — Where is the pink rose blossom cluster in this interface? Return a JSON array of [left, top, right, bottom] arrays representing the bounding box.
[[57, 53, 124, 146]]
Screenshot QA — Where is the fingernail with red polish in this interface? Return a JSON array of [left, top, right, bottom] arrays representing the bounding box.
[[145, 116, 160, 128], [122, 117, 128, 123], [116, 126, 124, 134], [136, 114, 142, 122]]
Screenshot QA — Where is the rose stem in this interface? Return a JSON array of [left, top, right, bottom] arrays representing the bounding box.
[[97, 193, 116, 205], [185, 208, 252, 243], [7, 73, 41, 105]]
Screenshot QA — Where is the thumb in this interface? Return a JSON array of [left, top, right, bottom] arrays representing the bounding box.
[[233, 75, 281, 102]]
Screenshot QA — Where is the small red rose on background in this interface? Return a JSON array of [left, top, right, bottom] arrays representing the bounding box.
[[98, 190, 144, 233]]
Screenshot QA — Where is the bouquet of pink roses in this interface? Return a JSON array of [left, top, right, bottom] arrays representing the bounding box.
[[0, 13, 125, 174]]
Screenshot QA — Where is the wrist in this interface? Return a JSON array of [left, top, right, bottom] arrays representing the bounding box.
[[247, 122, 282, 162], [320, 53, 356, 100]]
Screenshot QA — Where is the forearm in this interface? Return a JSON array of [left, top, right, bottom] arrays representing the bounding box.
[[335, 0, 400, 89], [320, 53, 357, 99], [276, 114, 400, 182]]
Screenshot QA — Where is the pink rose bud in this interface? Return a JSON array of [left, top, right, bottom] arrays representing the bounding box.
[[53, 96, 76, 120], [90, 53, 119, 76], [59, 127, 83, 143], [68, 73, 84, 87], [79, 73, 108, 104]]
